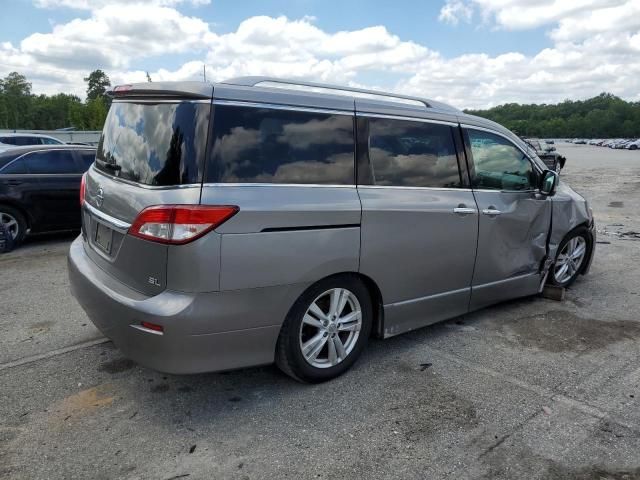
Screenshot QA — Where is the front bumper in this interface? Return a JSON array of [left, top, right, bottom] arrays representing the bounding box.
[[67, 236, 296, 374], [583, 217, 596, 275]]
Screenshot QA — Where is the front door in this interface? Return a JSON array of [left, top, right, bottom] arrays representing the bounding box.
[[463, 128, 551, 310], [358, 115, 478, 337]]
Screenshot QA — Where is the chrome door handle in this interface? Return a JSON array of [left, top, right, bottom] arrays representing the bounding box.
[[482, 208, 502, 216], [453, 207, 476, 215]]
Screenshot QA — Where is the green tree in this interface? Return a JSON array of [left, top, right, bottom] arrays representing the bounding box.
[[84, 69, 111, 101], [0, 72, 33, 128], [466, 93, 640, 138]]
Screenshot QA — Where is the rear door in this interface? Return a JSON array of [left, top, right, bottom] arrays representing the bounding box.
[[463, 127, 551, 310], [83, 98, 211, 295], [357, 112, 478, 337]]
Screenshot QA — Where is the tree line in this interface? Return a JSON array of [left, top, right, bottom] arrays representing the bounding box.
[[466, 93, 640, 138], [0, 70, 111, 131], [2, 70, 640, 138]]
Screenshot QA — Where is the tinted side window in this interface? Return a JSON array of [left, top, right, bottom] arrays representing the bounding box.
[[368, 118, 461, 188], [1, 158, 27, 174], [24, 150, 80, 174], [13, 137, 36, 146], [467, 129, 535, 191], [208, 105, 354, 184], [79, 151, 96, 170], [0, 137, 18, 145]]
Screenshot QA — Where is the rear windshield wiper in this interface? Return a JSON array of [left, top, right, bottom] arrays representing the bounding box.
[[101, 162, 121, 171]]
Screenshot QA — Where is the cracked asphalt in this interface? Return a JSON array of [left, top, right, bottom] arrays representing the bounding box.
[[1, 143, 639, 479]]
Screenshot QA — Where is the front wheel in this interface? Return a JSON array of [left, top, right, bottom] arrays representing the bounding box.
[[276, 275, 372, 383], [549, 227, 592, 287]]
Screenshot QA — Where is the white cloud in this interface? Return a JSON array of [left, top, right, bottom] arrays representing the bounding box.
[[439, 0, 632, 30], [20, 4, 212, 71], [1, 1, 640, 108], [438, 0, 474, 25]]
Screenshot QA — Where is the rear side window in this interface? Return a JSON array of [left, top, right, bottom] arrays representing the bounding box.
[[41, 137, 62, 145], [79, 151, 96, 170], [1, 158, 27, 174], [96, 101, 210, 186], [24, 150, 80, 174], [0, 137, 32, 146], [207, 105, 354, 184], [367, 118, 461, 188]]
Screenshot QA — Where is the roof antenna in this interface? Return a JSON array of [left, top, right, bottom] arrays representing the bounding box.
[[203, 64, 207, 83]]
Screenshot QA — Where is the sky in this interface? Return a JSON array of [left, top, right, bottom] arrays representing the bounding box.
[[1, 0, 639, 109]]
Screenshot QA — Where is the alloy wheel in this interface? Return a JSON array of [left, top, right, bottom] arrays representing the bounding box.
[[0, 212, 19, 240], [299, 288, 362, 369], [554, 236, 587, 284]]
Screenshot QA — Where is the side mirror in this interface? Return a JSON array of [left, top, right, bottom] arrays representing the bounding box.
[[540, 170, 558, 196]]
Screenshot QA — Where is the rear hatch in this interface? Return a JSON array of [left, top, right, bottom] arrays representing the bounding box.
[[82, 92, 212, 295]]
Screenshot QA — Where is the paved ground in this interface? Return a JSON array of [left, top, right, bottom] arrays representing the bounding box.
[[1, 143, 639, 479]]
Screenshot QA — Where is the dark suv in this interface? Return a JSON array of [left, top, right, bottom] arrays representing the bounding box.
[[0, 145, 96, 244]]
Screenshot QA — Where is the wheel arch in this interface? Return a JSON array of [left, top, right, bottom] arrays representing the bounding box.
[[0, 201, 31, 229], [282, 271, 385, 339], [557, 221, 594, 276]]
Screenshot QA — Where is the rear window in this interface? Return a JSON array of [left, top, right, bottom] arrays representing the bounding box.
[[96, 101, 210, 186], [207, 105, 354, 184]]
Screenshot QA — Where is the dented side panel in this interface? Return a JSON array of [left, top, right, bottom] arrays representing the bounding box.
[[470, 190, 551, 310], [549, 182, 593, 263]]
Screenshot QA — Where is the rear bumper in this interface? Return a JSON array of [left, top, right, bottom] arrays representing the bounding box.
[[68, 236, 298, 374]]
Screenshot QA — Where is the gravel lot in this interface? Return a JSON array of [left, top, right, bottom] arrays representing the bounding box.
[[1, 143, 639, 480]]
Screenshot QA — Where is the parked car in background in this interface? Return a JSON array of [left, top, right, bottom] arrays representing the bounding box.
[[68, 77, 595, 383], [0, 133, 65, 146], [625, 139, 640, 150], [617, 139, 637, 149], [523, 138, 566, 171], [0, 145, 96, 244]]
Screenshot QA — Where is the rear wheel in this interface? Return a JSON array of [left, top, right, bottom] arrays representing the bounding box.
[[549, 227, 591, 288], [276, 275, 372, 383], [0, 205, 27, 245]]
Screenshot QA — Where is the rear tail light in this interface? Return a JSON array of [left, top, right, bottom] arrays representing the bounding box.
[[80, 173, 87, 206], [129, 205, 238, 245], [140, 321, 164, 333]]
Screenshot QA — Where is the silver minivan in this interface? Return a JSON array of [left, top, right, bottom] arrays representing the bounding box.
[[68, 77, 595, 382]]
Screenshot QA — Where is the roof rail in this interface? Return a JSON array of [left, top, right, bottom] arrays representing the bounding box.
[[220, 76, 433, 109]]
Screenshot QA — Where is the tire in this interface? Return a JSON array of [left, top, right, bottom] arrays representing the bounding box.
[[0, 205, 27, 245], [630, 145, 638, 151], [275, 274, 373, 383], [549, 227, 592, 288]]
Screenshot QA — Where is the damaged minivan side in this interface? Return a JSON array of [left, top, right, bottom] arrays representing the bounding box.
[[68, 77, 595, 383]]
